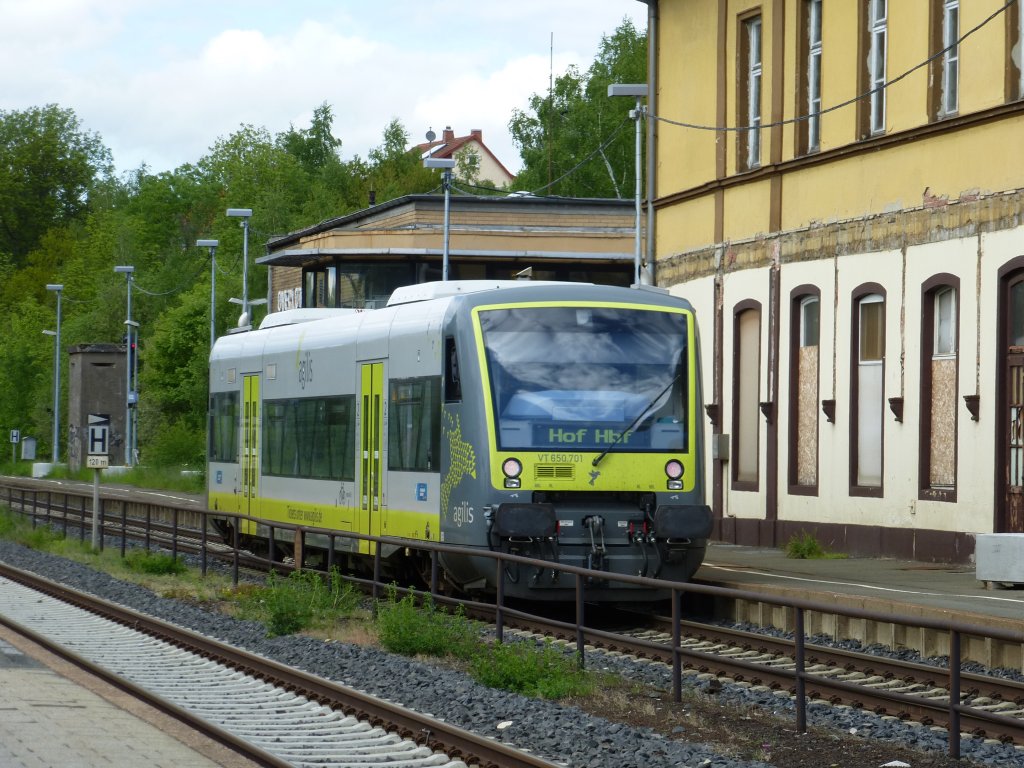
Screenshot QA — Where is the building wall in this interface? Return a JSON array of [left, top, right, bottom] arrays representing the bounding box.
[[653, 0, 1024, 560]]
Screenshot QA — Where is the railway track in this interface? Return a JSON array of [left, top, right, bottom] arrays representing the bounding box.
[[0, 562, 560, 768], [6, 476, 1024, 761], [497, 613, 1024, 752]]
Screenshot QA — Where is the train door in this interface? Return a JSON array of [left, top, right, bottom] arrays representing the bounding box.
[[359, 362, 385, 554], [241, 374, 260, 534]]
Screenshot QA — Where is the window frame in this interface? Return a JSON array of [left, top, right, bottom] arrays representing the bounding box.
[[387, 376, 442, 473], [919, 276, 960, 502], [732, 300, 762, 491], [859, 0, 888, 138], [738, 12, 763, 171], [850, 284, 886, 498], [788, 287, 821, 496], [797, 0, 823, 155]]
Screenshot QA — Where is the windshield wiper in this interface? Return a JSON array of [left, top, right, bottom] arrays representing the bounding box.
[[591, 374, 681, 467]]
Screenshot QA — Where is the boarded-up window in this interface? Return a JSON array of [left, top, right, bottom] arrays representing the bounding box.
[[734, 307, 761, 487]]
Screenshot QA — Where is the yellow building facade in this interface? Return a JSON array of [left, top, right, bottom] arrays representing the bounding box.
[[645, 0, 1024, 561]]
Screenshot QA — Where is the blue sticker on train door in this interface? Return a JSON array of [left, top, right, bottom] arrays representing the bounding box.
[[416, 483, 428, 501]]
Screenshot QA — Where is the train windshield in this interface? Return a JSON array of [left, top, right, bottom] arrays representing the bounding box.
[[478, 305, 688, 452]]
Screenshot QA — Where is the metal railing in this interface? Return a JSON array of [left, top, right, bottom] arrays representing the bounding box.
[[4, 479, 1024, 760]]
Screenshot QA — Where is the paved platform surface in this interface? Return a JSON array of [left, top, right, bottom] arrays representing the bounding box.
[[696, 542, 1024, 626], [0, 629, 255, 768]]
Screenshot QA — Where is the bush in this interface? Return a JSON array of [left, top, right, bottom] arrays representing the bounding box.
[[123, 549, 187, 575], [375, 588, 478, 658], [786, 531, 824, 559], [238, 569, 360, 637], [469, 640, 593, 699]]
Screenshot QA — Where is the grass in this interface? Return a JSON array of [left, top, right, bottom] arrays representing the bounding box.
[[785, 531, 847, 560]]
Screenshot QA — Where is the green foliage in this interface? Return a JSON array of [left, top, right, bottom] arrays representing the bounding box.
[[238, 569, 360, 637], [785, 531, 847, 559], [469, 641, 593, 699], [0, 104, 112, 263], [510, 19, 646, 198], [123, 549, 187, 575], [0, 508, 64, 550], [375, 587, 479, 658]]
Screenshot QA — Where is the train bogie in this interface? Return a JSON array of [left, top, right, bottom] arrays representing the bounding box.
[[208, 281, 711, 601]]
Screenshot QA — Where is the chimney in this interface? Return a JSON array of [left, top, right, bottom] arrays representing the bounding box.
[[470, 129, 482, 141], [442, 126, 455, 142]]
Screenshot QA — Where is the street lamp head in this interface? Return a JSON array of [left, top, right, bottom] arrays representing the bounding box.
[[608, 83, 648, 98], [45, 283, 63, 292], [196, 239, 219, 248], [114, 265, 135, 275], [423, 157, 456, 170], [226, 208, 253, 218]]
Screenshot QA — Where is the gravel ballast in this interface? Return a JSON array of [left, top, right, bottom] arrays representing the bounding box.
[[2, 539, 1023, 767]]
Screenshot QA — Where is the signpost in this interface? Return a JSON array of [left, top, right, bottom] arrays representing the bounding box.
[[87, 414, 110, 549], [9, 429, 18, 465]]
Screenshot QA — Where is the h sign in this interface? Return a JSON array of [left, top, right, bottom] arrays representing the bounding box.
[[87, 414, 110, 456]]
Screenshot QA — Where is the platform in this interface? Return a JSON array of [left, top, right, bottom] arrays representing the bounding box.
[[0, 628, 257, 768], [696, 542, 1024, 627]]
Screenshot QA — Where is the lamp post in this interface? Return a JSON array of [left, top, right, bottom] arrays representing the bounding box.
[[114, 266, 135, 466], [45, 284, 63, 463], [197, 239, 219, 347], [608, 83, 649, 285], [226, 208, 253, 326], [423, 157, 455, 281]]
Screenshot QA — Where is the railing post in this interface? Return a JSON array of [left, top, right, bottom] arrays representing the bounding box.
[[496, 557, 505, 644], [575, 572, 585, 670], [795, 606, 807, 733], [327, 535, 335, 574], [200, 511, 208, 577], [172, 507, 179, 562], [295, 528, 305, 571], [61, 493, 68, 537], [120, 500, 127, 558], [430, 550, 439, 597], [78, 496, 86, 542], [949, 629, 962, 760], [145, 504, 151, 551], [97, 497, 104, 551], [672, 587, 682, 702], [232, 520, 239, 587], [372, 543, 382, 616], [46, 491, 52, 526]]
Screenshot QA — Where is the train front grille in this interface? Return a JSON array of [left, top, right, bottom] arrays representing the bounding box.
[[534, 465, 575, 481]]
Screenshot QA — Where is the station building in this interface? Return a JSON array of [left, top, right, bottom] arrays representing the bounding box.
[[643, 0, 1024, 561], [258, 193, 638, 311]]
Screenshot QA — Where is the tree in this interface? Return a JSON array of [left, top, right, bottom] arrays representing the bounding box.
[[509, 19, 646, 198], [0, 104, 112, 264]]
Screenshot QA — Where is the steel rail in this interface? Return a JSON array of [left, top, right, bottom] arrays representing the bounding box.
[[0, 561, 560, 768]]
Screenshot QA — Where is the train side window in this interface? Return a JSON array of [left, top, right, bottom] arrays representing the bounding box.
[[209, 392, 239, 462], [444, 337, 462, 402], [261, 396, 355, 481], [389, 377, 441, 472]]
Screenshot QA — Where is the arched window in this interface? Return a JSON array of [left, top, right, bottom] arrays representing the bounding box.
[[733, 303, 761, 489], [920, 277, 959, 500], [789, 289, 820, 494], [851, 287, 885, 495]]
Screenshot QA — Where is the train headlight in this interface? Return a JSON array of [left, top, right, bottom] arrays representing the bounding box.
[[665, 459, 684, 490], [502, 457, 522, 489]]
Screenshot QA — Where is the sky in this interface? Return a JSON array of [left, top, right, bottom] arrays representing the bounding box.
[[0, 1, 647, 177]]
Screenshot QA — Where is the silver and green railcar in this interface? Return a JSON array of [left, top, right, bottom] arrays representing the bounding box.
[[208, 280, 711, 600]]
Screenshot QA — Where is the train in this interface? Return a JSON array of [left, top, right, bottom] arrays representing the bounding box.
[[207, 280, 711, 600]]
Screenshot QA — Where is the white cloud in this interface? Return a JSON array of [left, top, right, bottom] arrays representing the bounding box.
[[0, 1, 646, 176]]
